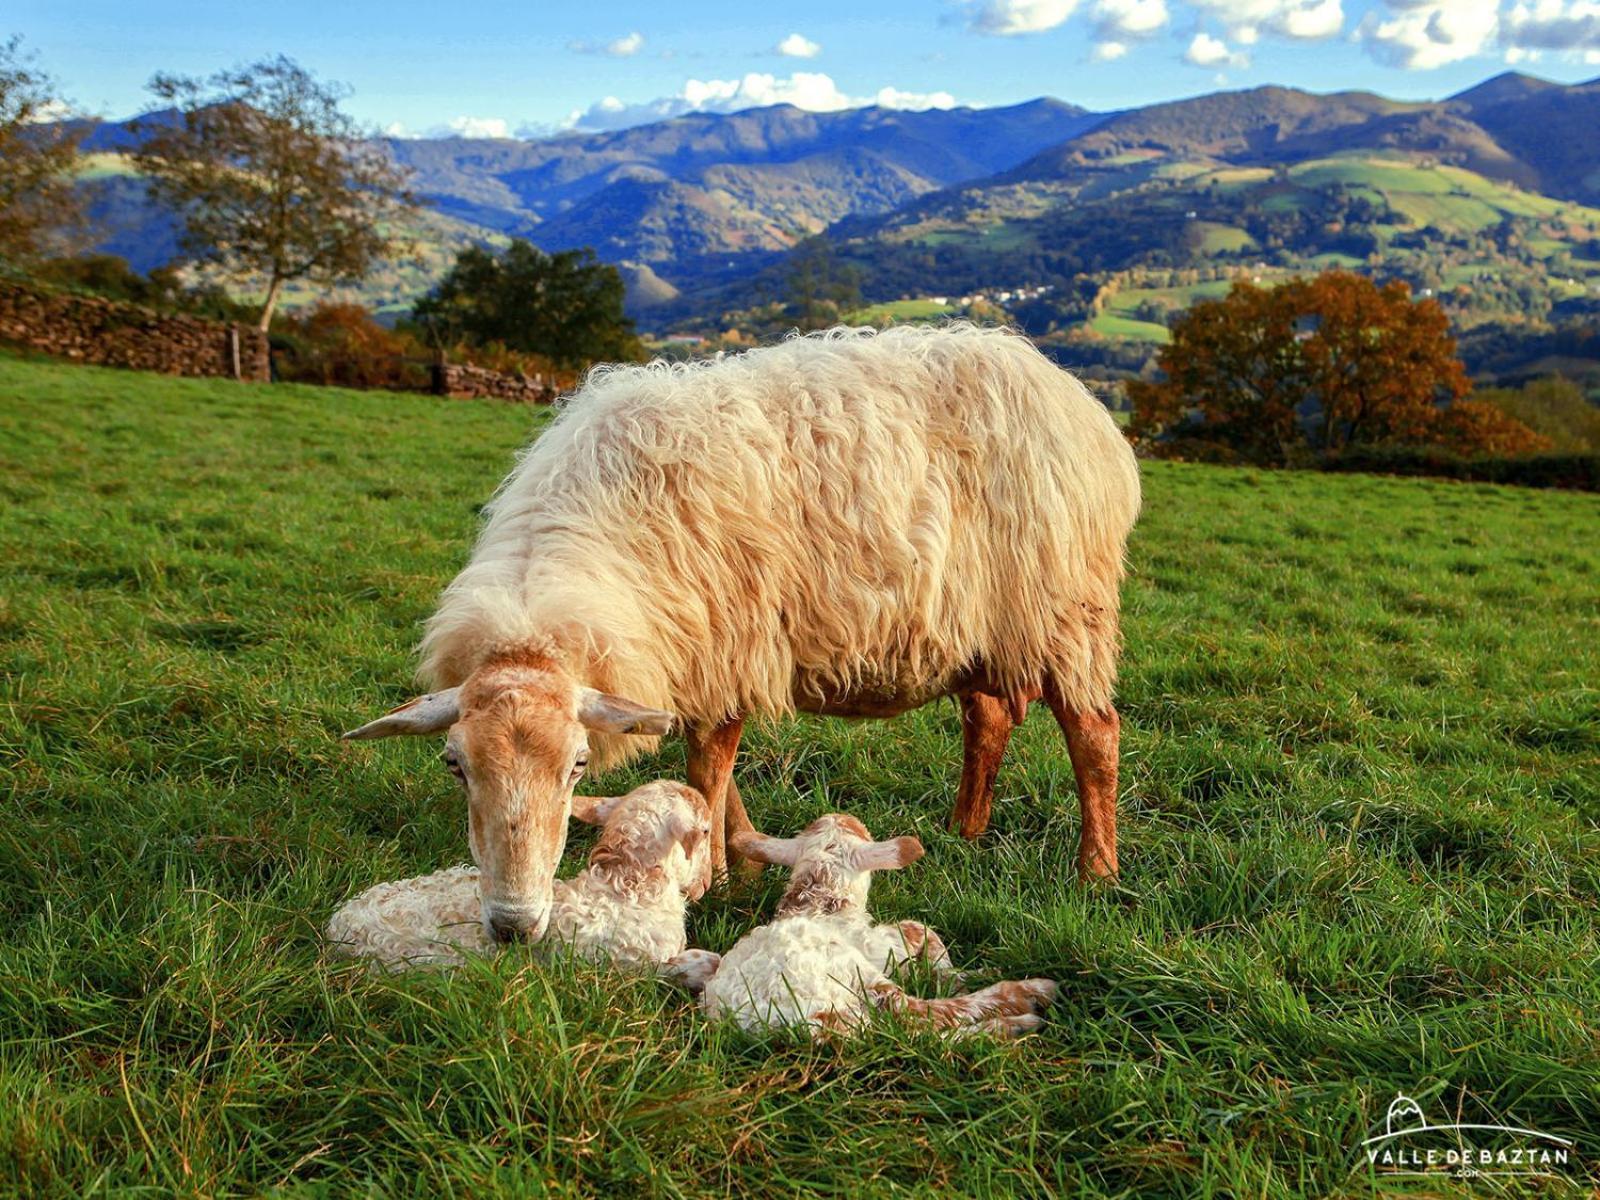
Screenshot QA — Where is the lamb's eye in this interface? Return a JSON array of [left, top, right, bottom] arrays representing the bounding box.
[[443, 748, 466, 782], [572, 751, 590, 777]]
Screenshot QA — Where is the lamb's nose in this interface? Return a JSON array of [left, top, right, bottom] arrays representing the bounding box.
[[488, 914, 531, 944]]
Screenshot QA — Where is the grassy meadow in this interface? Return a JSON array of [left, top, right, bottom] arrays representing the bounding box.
[[2, 350, 1598, 1196]]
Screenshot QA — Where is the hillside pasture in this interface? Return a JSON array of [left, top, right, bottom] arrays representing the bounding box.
[[2, 353, 1597, 1196]]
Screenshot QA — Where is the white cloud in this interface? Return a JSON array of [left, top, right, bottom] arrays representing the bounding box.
[[566, 72, 956, 133], [776, 32, 822, 58], [1092, 38, 1131, 58], [26, 97, 74, 124], [570, 31, 645, 56], [440, 115, 511, 138], [1190, 0, 1344, 43], [1356, 0, 1498, 68], [966, 0, 1080, 35], [1501, 0, 1600, 54], [873, 85, 959, 108], [1092, 0, 1169, 37], [1184, 31, 1250, 66]]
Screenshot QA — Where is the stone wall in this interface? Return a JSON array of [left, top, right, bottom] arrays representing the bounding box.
[[433, 362, 558, 404], [0, 281, 269, 382]]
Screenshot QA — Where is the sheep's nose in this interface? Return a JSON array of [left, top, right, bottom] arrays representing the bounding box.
[[485, 904, 547, 944], [488, 914, 530, 944]]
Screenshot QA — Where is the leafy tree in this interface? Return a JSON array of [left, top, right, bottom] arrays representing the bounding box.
[[0, 38, 83, 264], [133, 55, 417, 330], [1476, 376, 1600, 452], [412, 239, 642, 370], [1129, 271, 1540, 462], [1432, 399, 1551, 457], [785, 236, 861, 330]]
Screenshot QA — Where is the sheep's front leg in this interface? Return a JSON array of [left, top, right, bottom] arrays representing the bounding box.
[[950, 691, 1023, 838], [686, 715, 746, 876], [1044, 687, 1121, 881]]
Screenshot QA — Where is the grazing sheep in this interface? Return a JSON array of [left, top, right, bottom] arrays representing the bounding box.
[[325, 781, 711, 968], [344, 322, 1142, 942], [668, 814, 1058, 1037]]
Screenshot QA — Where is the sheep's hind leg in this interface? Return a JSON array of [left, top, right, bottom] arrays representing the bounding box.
[[1043, 682, 1121, 881], [950, 691, 1020, 839], [687, 715, 746, 878]]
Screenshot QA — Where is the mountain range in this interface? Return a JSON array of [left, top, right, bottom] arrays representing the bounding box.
[[62, 70, 1600, 324]]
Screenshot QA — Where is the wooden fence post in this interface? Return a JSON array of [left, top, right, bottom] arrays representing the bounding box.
[[229, 326, 242, 381]]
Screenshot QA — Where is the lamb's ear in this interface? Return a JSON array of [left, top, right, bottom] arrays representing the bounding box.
[[342, 688, 461, 740], [853, 836, 925, 873], [730, 830, 802, 867], [571, 793, 628, 826], [576, 688, 675, 736]]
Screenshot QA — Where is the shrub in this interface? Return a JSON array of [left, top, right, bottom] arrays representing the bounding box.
[[1322, 445, 1599, 491], [1476, 376, 1600, 452], [272, 303, 429, 391]]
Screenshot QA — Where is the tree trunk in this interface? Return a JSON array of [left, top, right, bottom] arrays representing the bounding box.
[[256, 274, 285, 332]]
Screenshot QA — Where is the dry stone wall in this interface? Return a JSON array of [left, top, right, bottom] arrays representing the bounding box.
[[0, 281, 269, 382]]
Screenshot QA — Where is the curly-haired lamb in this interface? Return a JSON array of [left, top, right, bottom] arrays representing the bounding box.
[[668, 813, 1057, 1036], [326, 780, 711, 968]]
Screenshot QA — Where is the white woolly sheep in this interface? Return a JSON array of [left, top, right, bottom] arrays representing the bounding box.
[[325, 780, 711, 968], [344, 322, 1142, 943], [667, 813, 1058, 1037]]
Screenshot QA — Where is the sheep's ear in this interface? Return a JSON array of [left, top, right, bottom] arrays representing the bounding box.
[[571, 794, 628, 825], [576, 688, 675, 736], [730, 830, 802, 867], [342, 688, 461, 740], [853, 836, 925, 873]]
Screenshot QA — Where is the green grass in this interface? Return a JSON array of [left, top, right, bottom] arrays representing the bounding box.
[[3, 352, 1599, 1196], [846, 299, 952, 323], [1089, 312, 1172, 342], [1191, 222, 1256, 255]]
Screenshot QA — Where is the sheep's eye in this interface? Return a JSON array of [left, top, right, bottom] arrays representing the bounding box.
[[443, 749, 466, 783], [571, 751, 590, 778]]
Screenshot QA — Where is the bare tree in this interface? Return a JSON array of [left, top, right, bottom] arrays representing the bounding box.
[[0, 37, 83, 264], [133, 55, 418, 329]]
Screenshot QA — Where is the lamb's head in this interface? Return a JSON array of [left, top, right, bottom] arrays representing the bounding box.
[[731, 813, 924, 918], [341, 654, 674, 944], [573, 781, 713, 901]]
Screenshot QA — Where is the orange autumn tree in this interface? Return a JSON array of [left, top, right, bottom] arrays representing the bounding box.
[[1130, 271, 1546, 463]]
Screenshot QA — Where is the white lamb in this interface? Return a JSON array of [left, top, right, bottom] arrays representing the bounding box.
[[326, 780, 711, 968], [668, 813, 1057, 1036]]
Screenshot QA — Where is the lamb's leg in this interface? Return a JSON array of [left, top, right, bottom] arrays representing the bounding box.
[[970, 1013, 1046, 1038], [894, 920, 959, 980], [868, 978, 1057, 1030], [1043, 683, 1121, 881], [659, 949, 722, 996], [686, 715, 745, 876], [950, 691, 1019, 839]]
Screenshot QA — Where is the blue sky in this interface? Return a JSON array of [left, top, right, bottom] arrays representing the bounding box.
[[14, 0, 1600, 136]]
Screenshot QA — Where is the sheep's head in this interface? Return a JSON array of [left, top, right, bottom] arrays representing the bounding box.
[[731, 813, 924, 918], [342, 655, 674, 944], [573, 781, 713, 901]]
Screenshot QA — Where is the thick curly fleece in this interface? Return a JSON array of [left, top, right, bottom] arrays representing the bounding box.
[[678, 814, 1059, 1037], [325, 781, 710, 968], [419, 323, 1141, 772]]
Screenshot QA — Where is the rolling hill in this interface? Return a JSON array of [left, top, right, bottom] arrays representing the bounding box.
[[68, 99, 1103, 301], [55, 71, 1600, 333], [673, 74, 1600, 339]]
